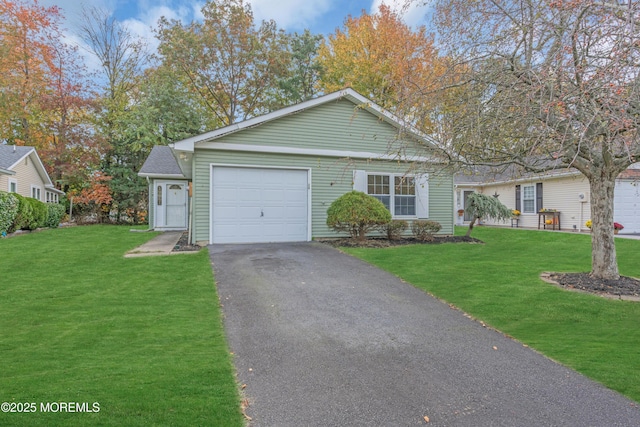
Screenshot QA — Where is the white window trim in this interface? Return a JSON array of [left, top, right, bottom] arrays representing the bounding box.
[[522, 184, 536, 214], [45, 191, 59, 203], [31, 184, 42, 201], [8, 178, 17, 193], [353, 170, 429, 219]]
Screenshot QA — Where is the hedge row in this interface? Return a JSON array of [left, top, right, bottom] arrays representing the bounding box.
[[0, 191, 65, 234]]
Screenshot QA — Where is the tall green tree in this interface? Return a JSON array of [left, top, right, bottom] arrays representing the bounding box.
[[124, 66, 209, 152], [277, 30, 324, 104], [156, 0, 290, 126]]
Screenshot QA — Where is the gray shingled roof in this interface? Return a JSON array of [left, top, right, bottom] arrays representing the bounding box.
[[139, 146, 185, 177], [0, 145, 34, 170], [455, 163, 577, 185]]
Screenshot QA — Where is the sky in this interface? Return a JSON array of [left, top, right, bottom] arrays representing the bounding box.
[[38, 0, 431, 69]]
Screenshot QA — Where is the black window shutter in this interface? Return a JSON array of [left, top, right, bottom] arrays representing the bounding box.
[[536, 183, 543, 211], [515, 185, 521, 211]]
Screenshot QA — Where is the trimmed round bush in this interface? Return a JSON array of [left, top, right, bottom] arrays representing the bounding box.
[[326, 191, 391, 241], [411, 219, 442, 241], [45, 203, 66, 228], [0, 191, 19, 234]]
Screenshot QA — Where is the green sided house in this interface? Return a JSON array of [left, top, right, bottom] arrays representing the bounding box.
[[139, 89, 454, 244]]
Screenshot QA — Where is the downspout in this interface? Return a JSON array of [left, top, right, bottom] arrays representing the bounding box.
[[188, 184, 193, 245], [145, 176, 152, 230]]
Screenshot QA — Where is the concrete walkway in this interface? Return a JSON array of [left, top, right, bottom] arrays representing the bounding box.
[[210, 242, 640, 427], [124, 231, 183, 257]]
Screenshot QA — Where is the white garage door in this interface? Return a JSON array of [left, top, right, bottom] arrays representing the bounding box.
[[211, 166, 309, 243], [614, 180, 640, 234]]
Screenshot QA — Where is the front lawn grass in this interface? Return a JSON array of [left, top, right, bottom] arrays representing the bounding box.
[[344, 226, 640, 403], [0, 225, 242, 426]]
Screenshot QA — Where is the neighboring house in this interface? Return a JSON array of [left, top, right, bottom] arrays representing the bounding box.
[[0, 145, 64, 203], [139, 89, 454, 244], [454, 164, 640, 234]]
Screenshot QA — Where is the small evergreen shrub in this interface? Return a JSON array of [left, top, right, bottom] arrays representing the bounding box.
[[411, 220, 442, 241], [11, 195, 48, 231], [29, 198, 48, 229], [11, 194, 33, 232], [45, 203, 66, 228], [0, 191, 19, 234], [327, 191, 391, 241], [382, 220, 408, 240]]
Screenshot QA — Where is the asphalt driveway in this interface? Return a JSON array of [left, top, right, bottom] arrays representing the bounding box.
[[209, 242, 640, 426]]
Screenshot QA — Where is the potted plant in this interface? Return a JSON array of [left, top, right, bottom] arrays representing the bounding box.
[[614, 222, 624, 234], [457, 209, 465, 217], [512, 209, 521, 217], [585, 219, 592, 230]]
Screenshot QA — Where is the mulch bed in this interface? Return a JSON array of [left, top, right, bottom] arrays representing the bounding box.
[[172, 232, 202, 252], [317, 235, 482, 248], [543, 272, 640, 300]]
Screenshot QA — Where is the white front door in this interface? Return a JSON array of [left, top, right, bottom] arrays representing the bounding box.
[[155, 181, 188, 230], [211, 166, 309, 244]]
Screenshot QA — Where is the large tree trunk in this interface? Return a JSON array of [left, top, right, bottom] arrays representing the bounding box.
[[589, 176, 619, 280]]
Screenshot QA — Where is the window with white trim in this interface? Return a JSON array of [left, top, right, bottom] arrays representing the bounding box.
[[354, 170, 428, 218], [367, 174, 416, 217], [31, 185, 41, 200], [9, 179, 17, 193], [522, 184, 536, 213], [45, 191, 59, 203]]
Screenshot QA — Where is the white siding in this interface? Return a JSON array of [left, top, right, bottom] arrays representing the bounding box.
[[462, 174, 592, 231], [2, 154, 47, 201]]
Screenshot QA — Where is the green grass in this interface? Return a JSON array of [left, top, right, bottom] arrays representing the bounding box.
[[0, 226, 243, 426], [345, 226, 640, 403]]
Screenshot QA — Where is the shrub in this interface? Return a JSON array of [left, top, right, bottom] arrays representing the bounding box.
[[411, 220, 442, 241], [382, 220, 408, 240], [45, 203, 66, 228], [30, 198, 48, 229], [11, 195, 48, 231], [0, 191, 19, 234], [326, 191, 391, 241], [11, 194, 33, 232]]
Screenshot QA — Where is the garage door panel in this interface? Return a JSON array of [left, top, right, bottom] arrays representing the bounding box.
[[212, 167, 309, 244], [614, 181, 640, 234], [284, 207, 308, 218]]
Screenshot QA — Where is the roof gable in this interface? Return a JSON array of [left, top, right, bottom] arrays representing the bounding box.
[[138, 146, 186, 178], [0, 145, 54, 187], [0, 145, 34, 170], [173, 89, 435, 153]]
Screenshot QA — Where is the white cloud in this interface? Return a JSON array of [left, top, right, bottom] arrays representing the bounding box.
[[123, 5, 190, 54], [247, 0, 333, 31]]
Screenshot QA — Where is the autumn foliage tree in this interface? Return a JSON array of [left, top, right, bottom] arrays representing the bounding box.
[[0, 0, 57, 147], [0, 0, 97, 190], [317, 5, 444, 114], [69, 172, 113, 223], [427, 0, 640, 279]]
